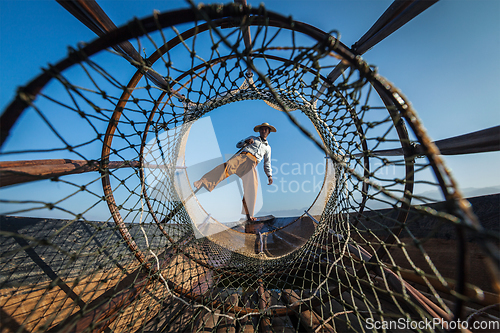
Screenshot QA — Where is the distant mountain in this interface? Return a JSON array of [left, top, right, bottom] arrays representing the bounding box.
[[460, 186, 500, 199]]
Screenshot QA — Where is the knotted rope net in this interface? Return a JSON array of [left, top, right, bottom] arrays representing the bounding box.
[[1, 4, 498, 332]]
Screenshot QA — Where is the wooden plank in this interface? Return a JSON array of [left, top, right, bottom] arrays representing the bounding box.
[[396, 268, 500, 307], [216, 293, 239, 333], [122, 283, 188, 333], [52, 240, 213, 333], [282, 290, 335, 333], [0, 159, 139, 187], [199, 310, 220, 332], [0, 267, 128, 333], [184, 307, 213, 333], [257, 280, 272, 333], [152, 299, 196, 333], [239, 292, 256, 333], [269, 290, 295, 333], [337, 290, 401, 333], [130, 251, 215, 333]]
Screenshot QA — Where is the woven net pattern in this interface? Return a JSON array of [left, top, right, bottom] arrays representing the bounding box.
[[0, 4, 498, 333]]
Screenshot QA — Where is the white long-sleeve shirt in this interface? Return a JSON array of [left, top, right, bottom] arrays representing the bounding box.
[[236, 136, 272, 177]]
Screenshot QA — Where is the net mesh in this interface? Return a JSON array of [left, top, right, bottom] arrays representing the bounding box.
[[0, 4, 498, 333]]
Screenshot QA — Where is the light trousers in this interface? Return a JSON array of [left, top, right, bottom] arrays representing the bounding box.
[[196, 152, 258, 216]]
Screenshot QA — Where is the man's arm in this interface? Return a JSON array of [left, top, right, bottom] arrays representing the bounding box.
[[236, 136, 254, 148], [263, 147, 273, 185]]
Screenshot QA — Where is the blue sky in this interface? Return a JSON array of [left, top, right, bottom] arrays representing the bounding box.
[[1, 0, 499, 220]]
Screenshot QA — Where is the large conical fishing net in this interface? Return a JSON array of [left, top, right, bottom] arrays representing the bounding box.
[[1, 3, 499, 332]]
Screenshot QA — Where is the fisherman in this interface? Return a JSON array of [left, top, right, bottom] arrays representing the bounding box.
[[194, 122, 276, 221]]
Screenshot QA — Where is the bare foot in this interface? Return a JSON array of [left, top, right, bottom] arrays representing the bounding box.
[[193, 180, 202, 190], [248, 216, 257, 222]]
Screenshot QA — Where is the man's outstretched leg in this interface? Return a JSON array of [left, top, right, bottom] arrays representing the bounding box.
[[193, 163, 228, 192], [194, 154, 255, 192]]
